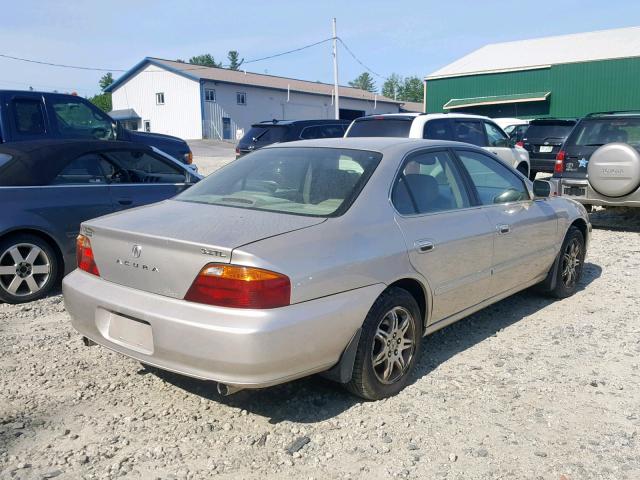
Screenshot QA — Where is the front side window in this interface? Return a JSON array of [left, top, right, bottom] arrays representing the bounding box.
[[52, 154, 109, 184], [423, 119, 452, 140], [102, 150, 185, 184], [156, 92, 165, 105], [484, 121, 509, 147], [456, 149, 529, 205], [50, 98, 115, 140], [205, 89, 216, 102], [451, 120, 485, 146], [13, 99, 46, 135], [237, 92, 247, 105], [178, 147, 381, 217], [392, 150, 470, 215]]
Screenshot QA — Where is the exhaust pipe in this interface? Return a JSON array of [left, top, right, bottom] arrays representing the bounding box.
[[82, 336, 96, 347], [216, 383, 243, 396]]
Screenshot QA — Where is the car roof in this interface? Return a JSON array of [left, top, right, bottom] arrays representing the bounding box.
[[354, 112, 492, 122], [251, 119, 351, 127], [263, 136, 479, 155]]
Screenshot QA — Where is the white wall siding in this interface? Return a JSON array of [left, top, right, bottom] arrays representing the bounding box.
[[111, 65, 202, 139], [202, 81, 399, 140]]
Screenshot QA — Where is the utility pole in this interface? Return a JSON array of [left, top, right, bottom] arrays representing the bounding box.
[[332, 17, 340, 120]]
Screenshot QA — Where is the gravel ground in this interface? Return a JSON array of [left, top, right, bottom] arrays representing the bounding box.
[[1, 216, 639, 479]]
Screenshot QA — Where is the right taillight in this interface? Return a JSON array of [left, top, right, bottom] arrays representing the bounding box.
[[554, 150, 566, 174], [515, 141, 524, 148], [184, 264, 290, 309], [76, 234, 100, 276]]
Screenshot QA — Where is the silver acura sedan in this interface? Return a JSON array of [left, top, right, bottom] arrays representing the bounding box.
[[63, 138, 590, 400]]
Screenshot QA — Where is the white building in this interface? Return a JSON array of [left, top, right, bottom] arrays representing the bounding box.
[[107, 57, 402, 140]]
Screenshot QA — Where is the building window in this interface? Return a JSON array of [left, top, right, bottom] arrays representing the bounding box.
[[155, 92, 165, 105], [144, 120, 151, 132], [205, 89, 216, 102], [236, 92, 246, 105]]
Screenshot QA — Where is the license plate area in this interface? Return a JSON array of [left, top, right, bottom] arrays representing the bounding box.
[[107, 312, 154, 354], [563, 186, 586, 197], [539, 145, 553, 153]]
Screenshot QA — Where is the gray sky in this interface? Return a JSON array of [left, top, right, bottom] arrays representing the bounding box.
[[1, 0, 639, 97]]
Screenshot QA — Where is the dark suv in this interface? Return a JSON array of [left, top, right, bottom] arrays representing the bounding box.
[[553, 111, 640, 208], [521, 119, 577, 179], [236, 119, 351, 157]]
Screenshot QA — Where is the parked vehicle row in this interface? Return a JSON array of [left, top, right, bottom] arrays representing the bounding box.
[[0, 90, 193, 164], [0, 139, 201, 303]]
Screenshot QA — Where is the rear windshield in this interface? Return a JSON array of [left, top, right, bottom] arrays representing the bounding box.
[[525, 122, 575, 140], [347, 118, 412, 137], [177, 147, 382, 217], [240, 126, 287, 145], [567, 118, 640, 147]]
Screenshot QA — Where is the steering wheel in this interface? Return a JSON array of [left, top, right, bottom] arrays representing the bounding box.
[[91, 127, 108, 139], [111, 167, 131, 183]]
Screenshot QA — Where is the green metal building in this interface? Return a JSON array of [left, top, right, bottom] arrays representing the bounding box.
[[425, 26, 640, 119]]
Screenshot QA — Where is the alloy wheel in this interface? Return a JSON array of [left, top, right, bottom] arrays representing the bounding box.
[[371, 306, 416, 384], [561, 238, 582, 288], [0, 243, 51, 297]]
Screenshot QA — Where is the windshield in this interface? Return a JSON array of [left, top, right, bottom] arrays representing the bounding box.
[[347, 119, 412, 137], [568, 118, 640, 147], [177, 147, 382, 217], [525, 122, 574, 140], [240, 126, 287, 146]]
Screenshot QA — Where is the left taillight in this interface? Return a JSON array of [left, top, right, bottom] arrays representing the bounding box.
[[76, 234, 100, 276], [184, 264, 290, 309]]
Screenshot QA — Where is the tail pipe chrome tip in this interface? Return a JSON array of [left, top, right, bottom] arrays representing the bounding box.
[[217, 383, 243, 396]]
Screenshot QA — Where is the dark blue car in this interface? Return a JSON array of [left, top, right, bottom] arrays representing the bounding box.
[[0, 139, 201, 303]]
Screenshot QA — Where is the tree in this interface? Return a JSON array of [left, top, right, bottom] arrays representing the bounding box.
[[348, 72, 376, 93], [90, 71, 114, 113], [398, 76, 423, 102], [99, 72, 114, 91], [188, 54, 221, 68], [381, 73, 402, 100], [227, 50, 244, 70]]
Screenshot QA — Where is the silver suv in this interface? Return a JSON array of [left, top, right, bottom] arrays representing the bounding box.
[[552, 111, 640, 208]]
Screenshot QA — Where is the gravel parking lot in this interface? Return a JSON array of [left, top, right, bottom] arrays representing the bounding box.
[[1, 213, 639, 480]]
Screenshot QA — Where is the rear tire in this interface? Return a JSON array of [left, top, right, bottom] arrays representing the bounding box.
[[548, 226, 585, 298], [345, 287, 422, 400], [0, 234, 59, 304]]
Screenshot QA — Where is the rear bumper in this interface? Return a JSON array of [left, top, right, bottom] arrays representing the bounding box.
[[558, 178, 640, 207], [63, 270, 383, 388]]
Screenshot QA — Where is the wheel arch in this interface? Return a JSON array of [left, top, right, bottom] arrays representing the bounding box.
[[385, 277, 429, 332]]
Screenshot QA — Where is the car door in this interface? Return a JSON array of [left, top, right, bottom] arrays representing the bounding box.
[[454, 148, 558, 297], [48, 153, 117, 262], [391, 149, 495, 323], [101, 148, 193, 210], [483, 120, 520, 168]]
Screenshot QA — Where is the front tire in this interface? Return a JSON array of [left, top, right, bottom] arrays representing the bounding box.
[[549, 226, 585, 298], [345, 287, 422, 400], [0, 234, 59, 304]]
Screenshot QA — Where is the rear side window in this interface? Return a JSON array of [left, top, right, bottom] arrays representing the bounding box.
[[392, 150, 470, 215], [13, 99, 46, 135], [451, 120, 485, 146], [456, 149, 529, 204], [52, 154, 109, 184], [423, 119, 452, 140], [241, 126, 287, 145], [567, 118, 640, 147], [347, 119, 412, 137]]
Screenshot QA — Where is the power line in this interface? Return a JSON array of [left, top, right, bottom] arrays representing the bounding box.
[[337, 37, 388, 80], [0, 38, 334, 75]]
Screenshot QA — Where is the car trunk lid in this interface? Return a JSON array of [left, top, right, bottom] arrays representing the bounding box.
[[83, 199, 325, 299]]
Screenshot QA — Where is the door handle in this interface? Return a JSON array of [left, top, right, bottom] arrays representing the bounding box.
[[117, 198, 133, 206], [497, 224, 510, 234], [415, 240, 435, 253]]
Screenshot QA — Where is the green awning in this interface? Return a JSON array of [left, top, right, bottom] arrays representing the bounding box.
[[443, 92, 550, 110]]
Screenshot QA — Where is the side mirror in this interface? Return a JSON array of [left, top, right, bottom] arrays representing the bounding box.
[[533, 179, 551, 198]]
